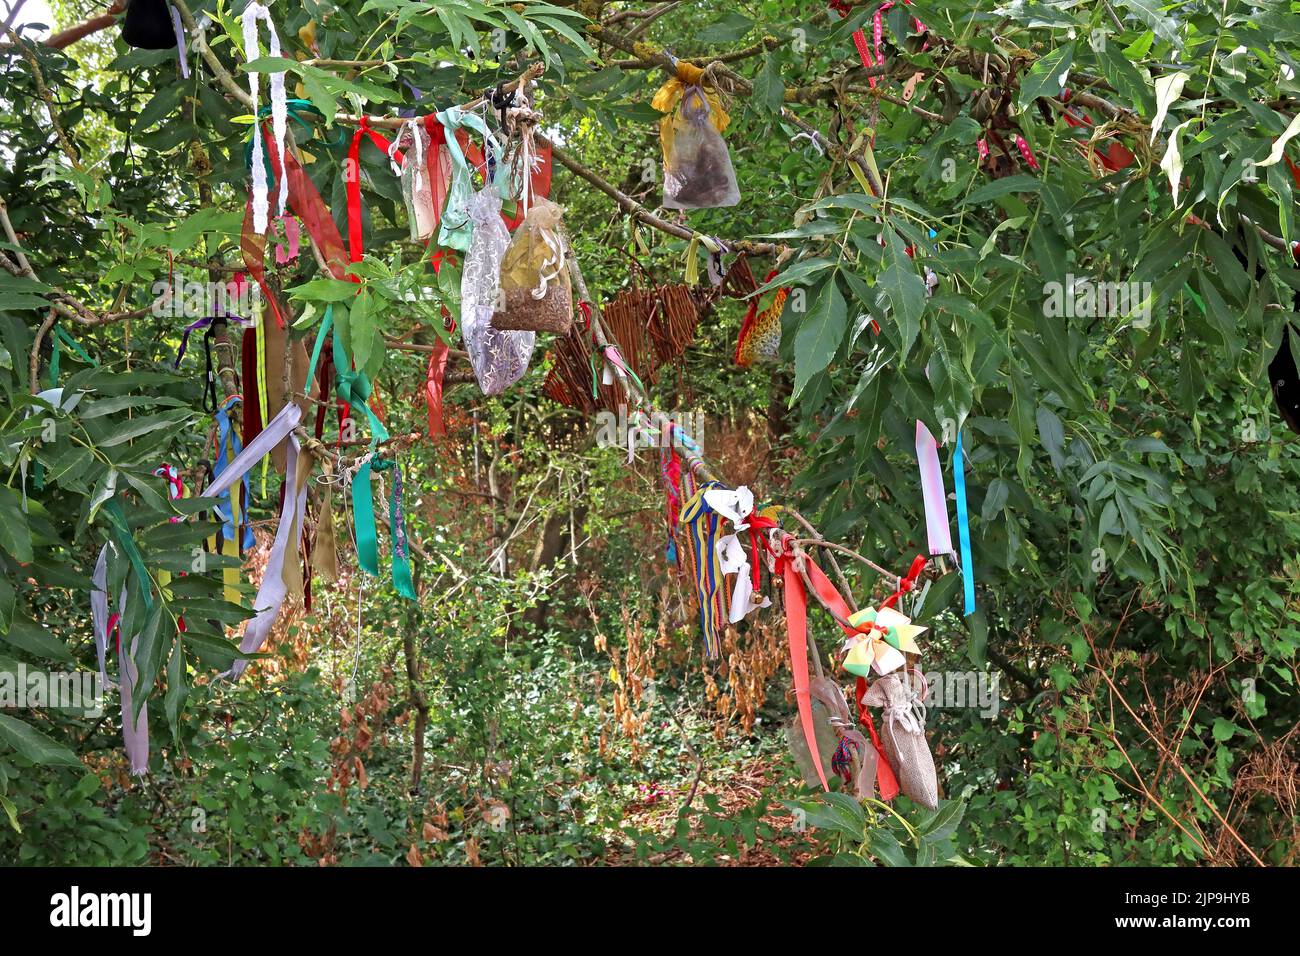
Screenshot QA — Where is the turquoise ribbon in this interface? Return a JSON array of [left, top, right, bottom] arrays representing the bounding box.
[[954, 429, 975, 616], [332, 309, 387, 579], [352, 457, 381, 576], [331, 320, 389, 446], [326, 305, 413, 597], [435, 106, 499, 252], [371, 457, 416, 599]]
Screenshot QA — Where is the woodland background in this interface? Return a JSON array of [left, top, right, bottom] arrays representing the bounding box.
[[1, 0, 1298, 866]]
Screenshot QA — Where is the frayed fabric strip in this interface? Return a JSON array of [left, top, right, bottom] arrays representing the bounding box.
[[224, 432, 308, 679]]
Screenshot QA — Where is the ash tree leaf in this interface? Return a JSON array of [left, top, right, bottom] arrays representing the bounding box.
[[351, 288, 378, 371], [0, 713, 83, 769], [1096, 44, 1154, 116], [697, 12, 753, 44], [0, 486, 33, 563], [792, 274, 847, 400], [1036, 405, 1067, 473], [1018, 41, 1075, 109], [878, 233, 926, 361], [129, 603, 167, 722], [86, 468, 118, 525], [5, 615, 74, 663], [753, 56, 785, 115]]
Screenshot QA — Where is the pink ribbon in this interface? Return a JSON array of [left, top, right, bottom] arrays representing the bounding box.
[[915, 420, 954, 556]]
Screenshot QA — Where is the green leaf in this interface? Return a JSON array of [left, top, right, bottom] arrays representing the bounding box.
[[1018, 41, 1075, 109], [918, 798, 967, 843], [868, 828, 911, 866], [1211, 718, 1239, 742], [351, 287, 378, 372], [1036, 405, 1067, 473], [0, 487, 33, 563], [5, 615, 74, 663], [793, 274, 847, 399], [0, 793, 19, 833], [129, 603, 167, 721], [878, 233, 926, 361], [1096, 44, 1154, 116], [288, 277, 360, 302], [697, 12, 753, 43], [87, 467, 118, 525], [165, 640, 187, 740], [961, 175, 1041, 206], [753, 56, 785, 115], [96, 411, 190, 448], [0, 713, 82, 768]]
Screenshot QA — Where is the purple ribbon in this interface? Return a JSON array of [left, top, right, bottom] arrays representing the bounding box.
[[169, 3, 190, 79]]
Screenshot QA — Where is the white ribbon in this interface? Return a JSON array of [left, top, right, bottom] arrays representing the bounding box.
[[241, 2, 288, 235], [709, 486, 770, 624]]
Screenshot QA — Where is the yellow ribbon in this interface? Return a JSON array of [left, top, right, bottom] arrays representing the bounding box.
[[652, 64, 730, 167]]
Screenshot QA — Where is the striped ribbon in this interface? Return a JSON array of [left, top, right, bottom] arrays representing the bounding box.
[[679, 482, 730, 658]]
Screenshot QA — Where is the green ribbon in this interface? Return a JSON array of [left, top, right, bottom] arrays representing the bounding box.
[[35, 327, 94, 490], [48, 334, 60, 385], [435, 106, 500, 252], [371, 457, 416, 600], [54, 326, 96, 366], [328, 306, 412, 595], [332, 321, 389, 445], [352, 456, 381, 576], [104, 500, 155, 613]]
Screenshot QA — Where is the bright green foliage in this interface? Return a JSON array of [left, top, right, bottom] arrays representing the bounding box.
[[1, 0, 1297, 866]]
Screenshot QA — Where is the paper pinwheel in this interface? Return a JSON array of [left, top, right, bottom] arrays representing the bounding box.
[[841, 606, 926, 677]]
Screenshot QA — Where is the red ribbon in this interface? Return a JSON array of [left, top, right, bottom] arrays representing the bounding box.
[[425, 344, 450, 438], [830, 1, 927, 89], [1060, 89, 1136, 172], [347, 118, 399, 274], [880, 554, 927, 611], [240, 326, 262, 444], [776, 535, 859, 792], [855, 676, 901, 800]]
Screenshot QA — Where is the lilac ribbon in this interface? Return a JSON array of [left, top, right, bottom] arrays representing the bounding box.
[[200, 404, 306, 679], [915, 420, 954, 557], [90, 545, 120, 691], [90, 543, 148, 775], [169, 3, 190, 80], [201, 403, 302, 500], [224, 432, 307, 678], [119, 630, 150, 775]]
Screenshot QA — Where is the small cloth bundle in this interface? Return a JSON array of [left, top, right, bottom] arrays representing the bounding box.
[[492, 197, 573, 333], [861, 671, 939, 810], [461, 189, 535, 394], [658, 84, 740, 210]]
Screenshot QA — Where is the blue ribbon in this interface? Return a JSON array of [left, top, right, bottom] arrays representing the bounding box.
[[954, 429, 975, 616], [213, 397, 255, 551]]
